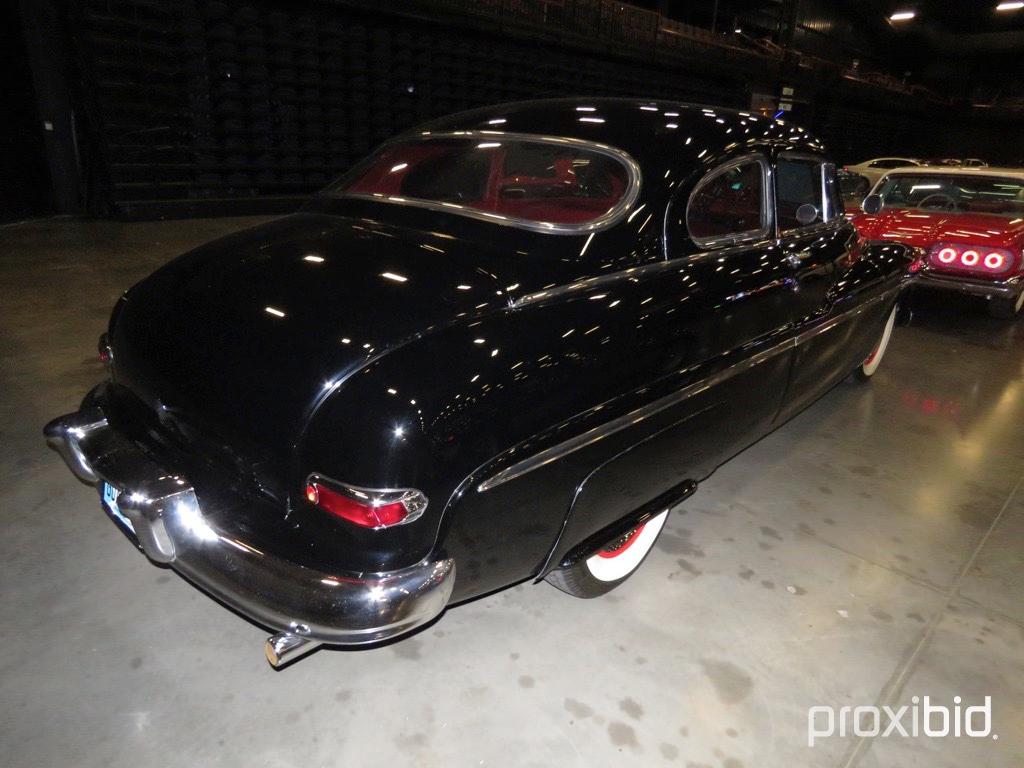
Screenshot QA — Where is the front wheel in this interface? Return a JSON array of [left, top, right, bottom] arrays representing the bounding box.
[[544, 510, 669, 598], [854, 304, 897, 382], [988, 291, 1024, 320]]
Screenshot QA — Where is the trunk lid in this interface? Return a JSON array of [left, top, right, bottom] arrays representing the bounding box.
[[110, 212, 513, 469]]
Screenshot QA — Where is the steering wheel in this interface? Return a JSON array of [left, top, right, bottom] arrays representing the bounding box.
[[917, 193, 959, 212]]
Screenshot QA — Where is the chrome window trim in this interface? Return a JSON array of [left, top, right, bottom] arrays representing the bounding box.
[[685, 153, 774, 250], [480, 286, 900, 492], [334, 131, 642, 236], [822, 162, 844, 222]]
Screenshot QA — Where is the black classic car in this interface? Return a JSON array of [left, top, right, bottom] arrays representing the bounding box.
[[45, 99, 912, 667]]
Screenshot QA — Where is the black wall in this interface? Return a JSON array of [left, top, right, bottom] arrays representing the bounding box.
[[13, 0, 1024, 219], [2, 3, 52, 221]]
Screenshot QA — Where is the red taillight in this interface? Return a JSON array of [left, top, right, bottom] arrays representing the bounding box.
[[984, 252, 1005, 270], [304, 476, 427, 529], [98, 333, 112, 364], [927, 243, 1017, 277]]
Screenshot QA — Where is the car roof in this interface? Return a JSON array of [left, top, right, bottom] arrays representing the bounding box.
[[854, 157, 918, 165], [405, 98, 829, 176]]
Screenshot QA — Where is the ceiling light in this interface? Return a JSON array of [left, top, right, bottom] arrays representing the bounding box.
[[996, 1, 1023, 10], [889, 10, 916, 20]]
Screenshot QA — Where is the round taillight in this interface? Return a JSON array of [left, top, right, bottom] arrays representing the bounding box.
[[960, 250, 979, 266], [937, 247, 958, 263], [984, 252, 1005, 270]]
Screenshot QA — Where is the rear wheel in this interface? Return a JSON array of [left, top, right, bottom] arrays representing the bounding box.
[[545, 510, 669, 598], [854, 304, 897, 382], [988, 291, 1024, 320]]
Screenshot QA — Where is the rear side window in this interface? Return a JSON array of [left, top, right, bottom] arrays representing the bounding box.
[[686, 158, 769, 246], [777, 154, 833, 230], [329, 136, 638, 232]]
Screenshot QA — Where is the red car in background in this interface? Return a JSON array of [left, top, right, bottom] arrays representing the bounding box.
[[851, 167, 1024, 319]]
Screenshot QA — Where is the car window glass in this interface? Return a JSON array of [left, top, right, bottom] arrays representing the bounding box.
[[777, 155, 824, 230], [875, 174, 1024, 216], [686, 160, 766, 245], [330, 137, 633, 228]]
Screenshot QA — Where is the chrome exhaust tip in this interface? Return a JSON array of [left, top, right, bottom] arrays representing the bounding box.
[[265, 631, 321, 668]]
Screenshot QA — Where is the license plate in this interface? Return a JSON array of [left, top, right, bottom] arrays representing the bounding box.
[[102, 482, 135, 533]]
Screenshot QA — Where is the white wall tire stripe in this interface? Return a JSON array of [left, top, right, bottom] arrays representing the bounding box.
[[585, 510, 668, 582], [861, 306, 897, 377]]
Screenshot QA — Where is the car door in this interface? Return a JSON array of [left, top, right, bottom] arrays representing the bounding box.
[[773, 153, 880, 421], [542, 153, 797, 569], [631, 153, 797, 474]]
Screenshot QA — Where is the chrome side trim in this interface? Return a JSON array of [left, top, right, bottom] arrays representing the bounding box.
[[477, 335, 794, 493], [43, 402, 457, 651], [479, 287, 899, 493], [335, 131, 642, 236], [512, 235, 780, 309], [793, 290, 894, 345]]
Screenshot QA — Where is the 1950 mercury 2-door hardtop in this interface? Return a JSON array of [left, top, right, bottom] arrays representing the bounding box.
[[45, 99, 912, 666]]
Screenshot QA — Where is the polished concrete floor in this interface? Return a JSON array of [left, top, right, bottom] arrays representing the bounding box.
[[2, 216, 1022, 768]]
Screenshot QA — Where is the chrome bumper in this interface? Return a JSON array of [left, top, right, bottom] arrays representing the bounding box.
[[43, 404, 455, 666], [914, 271, 1022, 301]]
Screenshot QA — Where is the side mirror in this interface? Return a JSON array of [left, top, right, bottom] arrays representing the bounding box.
[[795, 203, 819, 226], [862, 194, 883, 215]]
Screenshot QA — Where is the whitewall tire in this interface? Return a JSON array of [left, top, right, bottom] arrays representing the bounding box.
[[545, 510, 669, 598], [988, 290, 1024, 320], [855, 304, 897, 382]]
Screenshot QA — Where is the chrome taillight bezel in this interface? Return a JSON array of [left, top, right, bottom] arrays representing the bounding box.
[[303, 473, 428, 529]]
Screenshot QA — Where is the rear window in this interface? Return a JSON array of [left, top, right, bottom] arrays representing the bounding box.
[[328, 136, 636, 232]]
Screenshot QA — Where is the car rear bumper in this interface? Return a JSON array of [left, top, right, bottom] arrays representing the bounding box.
[[914, 271, 1023, 301], [43, 390, 455, 664]]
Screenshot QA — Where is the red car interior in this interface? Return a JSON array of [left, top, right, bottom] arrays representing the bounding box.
[[344, 140, 627, 225]]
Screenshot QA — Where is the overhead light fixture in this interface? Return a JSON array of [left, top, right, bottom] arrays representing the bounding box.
[[996, 1, 1023, 10], [890, 9, 916, 20]]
